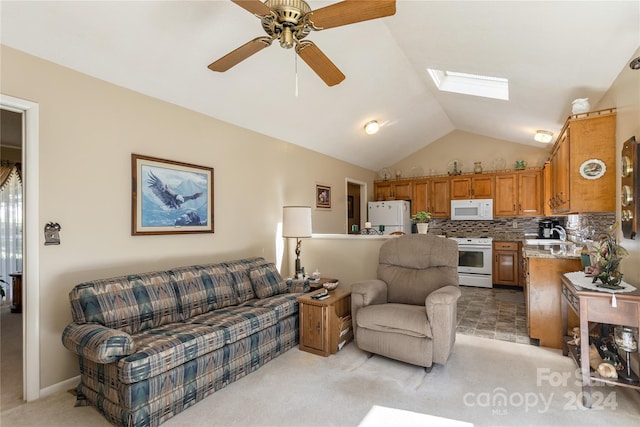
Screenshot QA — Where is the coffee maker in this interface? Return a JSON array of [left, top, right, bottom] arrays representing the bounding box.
[[538, 220, 553, 238], [538, 220, 560, 239]]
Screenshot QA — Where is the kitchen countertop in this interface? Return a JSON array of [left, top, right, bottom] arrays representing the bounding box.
[[522, 245, 581, 260]]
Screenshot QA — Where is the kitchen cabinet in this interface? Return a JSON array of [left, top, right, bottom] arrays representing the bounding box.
[[549, 109, 616, 214], [493, 241, 521, 287], [450, 175, 494, 199], [374, 180, 412, 201], [494, 170, 543, 217], [429, 177, 450, 218], [524, 256, 582, 349], [411, 178, 429, 215]]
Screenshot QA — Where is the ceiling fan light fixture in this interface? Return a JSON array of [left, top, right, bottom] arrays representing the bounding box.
[[534, 130, 554, 143], [364, 120, 380, 135]]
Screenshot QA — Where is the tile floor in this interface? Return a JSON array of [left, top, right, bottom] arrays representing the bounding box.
[[456, 285, 534, 345]]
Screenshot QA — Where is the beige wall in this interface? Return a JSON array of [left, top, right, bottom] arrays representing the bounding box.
[[389, 130, 552, 178], [596, 47, 640, 287], [1, 46, 376, 389]]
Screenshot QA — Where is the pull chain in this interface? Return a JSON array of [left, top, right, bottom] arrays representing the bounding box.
[[295, 49, 299, 97]]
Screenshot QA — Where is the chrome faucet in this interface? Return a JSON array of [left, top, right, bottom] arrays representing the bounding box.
[[552, 225, 567, 242]]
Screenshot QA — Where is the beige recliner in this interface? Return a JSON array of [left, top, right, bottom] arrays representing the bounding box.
[[351, 234, 460, 370]]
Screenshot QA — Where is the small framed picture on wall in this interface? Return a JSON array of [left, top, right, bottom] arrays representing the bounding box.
[[316, 184, 331, 209]]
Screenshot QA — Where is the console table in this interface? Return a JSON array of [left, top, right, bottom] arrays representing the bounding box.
[[560, 274, 640, 408]]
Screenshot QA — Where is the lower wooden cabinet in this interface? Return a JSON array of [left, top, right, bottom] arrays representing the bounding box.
[[524, 256, 582, 349], [492, 241, 521, 287]]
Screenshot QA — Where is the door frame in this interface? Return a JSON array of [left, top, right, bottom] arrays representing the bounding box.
[[1, 94, 40, 401], [345, 178, 367, 232]]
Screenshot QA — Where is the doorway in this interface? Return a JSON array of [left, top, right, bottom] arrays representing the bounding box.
[[346, 179, 367, 233], [0, 94, 40, 404]]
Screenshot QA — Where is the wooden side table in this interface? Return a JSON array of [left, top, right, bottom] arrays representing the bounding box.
[[297, 288, 353, 356], [561, 274, 640, 408]]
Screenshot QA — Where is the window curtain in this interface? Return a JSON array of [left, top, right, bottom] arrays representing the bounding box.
[[0, 161, 22, 304]]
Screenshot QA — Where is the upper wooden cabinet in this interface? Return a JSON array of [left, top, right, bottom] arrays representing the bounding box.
[[494, 170, 543, 217], [548, 109, 616, 214], [429, 177, 451, 218], [374, 180, 412, 201], [450, 175, 494, 199], [408, 177, 450, 218]]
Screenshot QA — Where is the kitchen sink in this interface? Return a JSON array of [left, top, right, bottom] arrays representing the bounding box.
[[524, 239, 573, 245]]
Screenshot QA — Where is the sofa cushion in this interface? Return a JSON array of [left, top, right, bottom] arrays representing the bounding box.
[[356, 303, 432, 338], [240, 293, 301, 321], [248, 263, 288, 299], [168, 263, 235, 317], [224, 257, 267, 303], [69, 271, 182, 335], [118, 305, 279, 384]]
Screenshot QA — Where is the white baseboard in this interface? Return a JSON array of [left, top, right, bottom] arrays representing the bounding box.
[[39, 375, 80, 399]]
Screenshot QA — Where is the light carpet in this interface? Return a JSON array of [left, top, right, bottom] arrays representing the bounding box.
[[2, 334, 639, 427]]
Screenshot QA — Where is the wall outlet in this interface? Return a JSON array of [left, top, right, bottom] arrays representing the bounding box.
[[512, 221, 518, 229]]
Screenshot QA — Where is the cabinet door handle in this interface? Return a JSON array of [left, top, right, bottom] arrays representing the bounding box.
[[316, 322, 321, 334]]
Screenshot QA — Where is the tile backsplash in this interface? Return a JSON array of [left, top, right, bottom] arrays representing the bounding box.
[[428, 212, 615, 240]]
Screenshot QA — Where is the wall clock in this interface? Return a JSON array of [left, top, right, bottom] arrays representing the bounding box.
[[579, 159, 606, 180]]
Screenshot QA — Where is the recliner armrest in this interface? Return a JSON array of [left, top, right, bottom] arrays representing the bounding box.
[[351, 280, 388, 306], [424, 285, 461, 365], [62, 322, 136, 364], [425, 285, 461, 307], [350, 280, 388, 340]]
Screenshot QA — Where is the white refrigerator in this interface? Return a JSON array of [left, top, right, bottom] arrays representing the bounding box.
[[367, 201, 412, 235]]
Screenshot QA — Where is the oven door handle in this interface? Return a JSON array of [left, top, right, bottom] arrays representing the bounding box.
[[458, 245, 492, 250]]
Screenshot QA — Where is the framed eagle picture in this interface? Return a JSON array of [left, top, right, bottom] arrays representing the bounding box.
[[132, 154, 214, 235]]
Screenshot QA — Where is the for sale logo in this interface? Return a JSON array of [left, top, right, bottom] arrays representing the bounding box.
[[462, 368, 618, 416]]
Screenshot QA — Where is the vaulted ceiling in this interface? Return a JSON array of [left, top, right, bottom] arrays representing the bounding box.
[[2, 1, 639, 171]]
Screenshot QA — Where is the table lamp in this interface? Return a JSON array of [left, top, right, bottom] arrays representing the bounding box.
[[283, 206, 312, 277]]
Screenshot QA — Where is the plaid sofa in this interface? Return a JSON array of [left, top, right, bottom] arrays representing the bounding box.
[[62, 257, 303, 427]]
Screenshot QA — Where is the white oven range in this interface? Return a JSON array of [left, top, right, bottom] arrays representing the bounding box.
[[449, 236, 493, 288]]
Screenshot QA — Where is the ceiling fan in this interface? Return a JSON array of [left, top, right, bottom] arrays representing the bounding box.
[[208, 0, 396, 86]]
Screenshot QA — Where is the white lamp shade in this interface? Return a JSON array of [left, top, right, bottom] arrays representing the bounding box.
[[283, 206, 312, 238]]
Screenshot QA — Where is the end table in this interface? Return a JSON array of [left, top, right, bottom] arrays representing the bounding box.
[[297, 288, 353, 356]]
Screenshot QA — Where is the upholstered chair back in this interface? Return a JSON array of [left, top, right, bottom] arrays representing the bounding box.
[[377, 235, 459, 305]]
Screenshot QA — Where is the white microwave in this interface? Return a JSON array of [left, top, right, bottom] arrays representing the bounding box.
[[451, 199, 494, 221]]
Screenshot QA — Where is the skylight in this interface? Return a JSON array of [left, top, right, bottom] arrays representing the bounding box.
[[427, 69, 509, 100]]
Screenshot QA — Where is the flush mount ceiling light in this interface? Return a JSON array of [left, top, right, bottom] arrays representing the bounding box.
[[630, 56, 640, 70], [364, 120, 380, 135], [534, 130, 554, 143]]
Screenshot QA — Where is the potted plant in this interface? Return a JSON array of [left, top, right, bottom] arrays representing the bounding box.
[[411, 211, 431, 234], [586, 225, 628, 289]]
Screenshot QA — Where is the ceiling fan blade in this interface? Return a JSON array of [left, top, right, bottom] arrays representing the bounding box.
[[208, 37, 272, 72], [309, 0, 396, 30], [296, 41, 345, 87], [231, 0, 272, 17]]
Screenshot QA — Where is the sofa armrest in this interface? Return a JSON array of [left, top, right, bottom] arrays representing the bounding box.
[[351, 280, 388, 339], [425, 286, 461, 365], [62, 322, 136, 364]]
